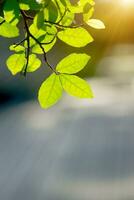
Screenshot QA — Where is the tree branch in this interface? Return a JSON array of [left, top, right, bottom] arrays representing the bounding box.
[[20, 10, 57, 75]]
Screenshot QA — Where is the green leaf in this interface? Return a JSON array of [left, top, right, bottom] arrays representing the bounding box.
[[53, 0, 74, 26], [9, 44, 25, 52], [69, 0, 95, 13], [6, 53, 25, 75], [18, 0, 41, 10], [55, 0, 71, 7], [83, 7, 94, 22], [26, 54, 41, 72], [44, 1, 58, 22], [6, 53, 41, 75], [4, 0, 20, 25], [28, 23, 57, 53], [29, 23, 46, 45], [58, 27, 93, 47], [34, 10, 45, 29], [86, 19, 105, 29], [60, 74, 94, 98], [30, 24, 57, 54], [0, 17, 19, 38], [32, 37, 57, 54], [81, 0, 95, 6], [60, 10, 74, 26], [56, 53, 90, 74], [38, 73, 63, 109]]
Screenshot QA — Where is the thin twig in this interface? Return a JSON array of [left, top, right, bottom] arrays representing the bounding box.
[[20, 10, 30, 76], [45, 20, 83, 29], [21, 10, 34, 20], [0, 20, 5, 25], [14, 37, 27, 47], [20, 10, 57, 74], [57, 6, 67, 24]]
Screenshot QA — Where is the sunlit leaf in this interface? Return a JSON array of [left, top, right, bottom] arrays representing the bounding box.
[[18, 0, 41, 10], [56, 53, 90, 74], [4, 0, 20, 25], [6, 53, 25, 75], [83, 7, 94, 22], [32, 37, 57, 54], [87, 19, 105, 29], [38, 73, 63, 109], [58, 27, 93, 47], [0, 17, 19, 38], [44, 1, 58, 22], [26, 54, 41, 72], [60, 74, 94, 98], [9, 45, 25, 52]]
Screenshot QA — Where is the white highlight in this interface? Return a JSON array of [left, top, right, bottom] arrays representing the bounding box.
[[122, 0, 134, 5]]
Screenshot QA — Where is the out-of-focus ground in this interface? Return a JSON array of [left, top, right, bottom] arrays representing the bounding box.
[[1, 1, 134, 200]]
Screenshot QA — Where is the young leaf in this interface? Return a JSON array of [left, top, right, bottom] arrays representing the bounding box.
[[57, 27, 93, 47], [18, 0, 41, 10], [3, 0, 20, 25], [60, 74, 94, 98], [59, 10, 74, 26], [29, 24, 57, 53], [9, 45, 25, 53], [56, 53, 91, 74], [0, 17, 19, 38], [32, 37, 57, 54], [83, 7, 94, 22], [6, 53, 25, 75], [34, 10, 45, 29], [44, 1, 58, 22], [38, 73, 63, 109], [69, 0, 95, 13], [86, 19, 105, 29], [26, 54, 41, 72]]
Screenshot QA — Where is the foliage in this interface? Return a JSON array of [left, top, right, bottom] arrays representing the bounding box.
[[0, 0, 105, 109]]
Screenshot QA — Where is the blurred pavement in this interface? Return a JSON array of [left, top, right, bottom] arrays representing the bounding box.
[[0, 44, 134, 199]]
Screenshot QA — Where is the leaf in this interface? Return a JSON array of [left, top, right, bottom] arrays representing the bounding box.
[[9, 44, 25, 52], [18, 0, 41, 10], [83, 7, 94, 22], [44, 1, 58, 22], [60, 74, 94, 98], [31, 24, 57, 54], [0, 17, 19, 38], [6, 53, 25, 75], [86, 19, 105, 29], [28, 23, 57, 53], [58, 27, 93, 47], [34, 10, 45, 29], [29, 23, 46, 47], [60, 10, 74, 26], [69, 0, 95, 13], [32, 37, 57, 54], [38, 73, 63, 109], [56, 53, 90, 74], [26, 54, 41, 72], [3, 0, 20, 25], [55, 0, 71, 7], [81, 0, 95, 6]]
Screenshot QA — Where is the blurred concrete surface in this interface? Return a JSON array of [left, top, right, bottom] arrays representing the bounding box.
[[1, 39, 134, 200], [0, 69, 134, 200]]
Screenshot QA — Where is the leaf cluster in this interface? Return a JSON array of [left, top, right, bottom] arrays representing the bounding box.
[[0, 0, 105, 109]]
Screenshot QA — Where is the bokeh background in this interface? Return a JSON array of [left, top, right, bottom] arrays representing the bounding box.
[[0, 0, 134, 199]]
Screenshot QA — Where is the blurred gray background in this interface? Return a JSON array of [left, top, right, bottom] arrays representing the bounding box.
[[0, 0, 134, 200]]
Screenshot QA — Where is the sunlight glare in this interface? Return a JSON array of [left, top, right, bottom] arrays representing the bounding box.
[[122, 0, 134, 5]]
